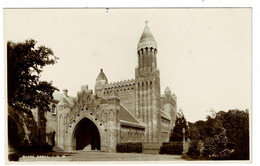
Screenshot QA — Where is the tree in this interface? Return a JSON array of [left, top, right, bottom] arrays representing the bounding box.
[[222, 109, 249, 159], [203, 127, 230, 159], [170, 108, 188, 142], [7, 39, 59, 113], [187, 109, 249, 160]]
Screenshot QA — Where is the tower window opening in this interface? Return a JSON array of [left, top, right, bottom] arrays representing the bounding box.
[[52, 104, 56, 114]]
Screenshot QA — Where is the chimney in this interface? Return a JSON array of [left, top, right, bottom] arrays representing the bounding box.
[[63, 89, 68, 97]]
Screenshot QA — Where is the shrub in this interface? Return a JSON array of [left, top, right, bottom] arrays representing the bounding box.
[[159, 142, 183, 155], [116, 142, 142, 153], [8, 153, 20, 161], [187, 140, 201, 159]]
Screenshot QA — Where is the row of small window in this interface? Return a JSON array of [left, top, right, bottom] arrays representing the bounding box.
[[104, 80, 153, 90], [104, 87, 134, 93], [104, 82, 153, 92], [104, 83, 135, 90], [137, 47, 157, 53], [138, 81, 153, 86]]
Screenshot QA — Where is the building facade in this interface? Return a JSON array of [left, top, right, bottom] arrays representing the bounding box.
[[45, 23, 177, 152]]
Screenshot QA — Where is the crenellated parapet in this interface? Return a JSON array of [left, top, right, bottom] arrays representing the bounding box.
[[102, 79, 136, 95]]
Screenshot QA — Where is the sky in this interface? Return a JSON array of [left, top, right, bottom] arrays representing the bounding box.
[[4, 8, 251, 122]]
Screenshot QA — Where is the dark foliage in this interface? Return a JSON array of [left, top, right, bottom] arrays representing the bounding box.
[[116, 142, 142, 153], [187, 109, 249, 160], [8, 153, 19, 161], [170, 109, 188, 142], [7, 39, 59, 113], [187, 140, 201, 159], [159, 142, 183, 155], [223, 110, 249, 160]]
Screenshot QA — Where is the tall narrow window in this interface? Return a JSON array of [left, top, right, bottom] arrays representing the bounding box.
[[52, 104, 56, 115]]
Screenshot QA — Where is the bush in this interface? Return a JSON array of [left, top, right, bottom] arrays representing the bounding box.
[[187, 140, 201, 159], [8, 153, 20, 161], [116, 142, 142, 153], [159, 142, 183, 155]]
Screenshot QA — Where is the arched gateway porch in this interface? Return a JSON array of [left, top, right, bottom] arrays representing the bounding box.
[[57, 95, 119, 152], [72, 118, 101, 150], [60, 112, 112, 152]]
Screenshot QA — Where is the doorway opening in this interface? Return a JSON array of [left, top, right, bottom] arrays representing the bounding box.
[[73, 118, 101, 150]]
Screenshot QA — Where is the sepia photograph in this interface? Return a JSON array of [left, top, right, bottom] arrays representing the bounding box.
[[4, 8, 251, 163]]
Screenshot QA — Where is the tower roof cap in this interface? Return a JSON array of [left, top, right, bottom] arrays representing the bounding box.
[[165, 86, 171, 93], [96, 68, 108, 83], [137, 21, 157, 51]]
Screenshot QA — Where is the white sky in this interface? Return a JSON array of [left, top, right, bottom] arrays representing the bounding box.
[[4, 8, 251, 122]]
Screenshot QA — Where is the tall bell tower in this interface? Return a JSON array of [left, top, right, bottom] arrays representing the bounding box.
[[135, 21, 161, 143]]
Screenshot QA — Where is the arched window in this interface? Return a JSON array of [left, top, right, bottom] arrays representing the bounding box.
[[52, 104, 56, 115]]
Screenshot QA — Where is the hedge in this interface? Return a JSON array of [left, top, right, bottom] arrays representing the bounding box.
[[8, 153, 19, 161], [116, 142, 142, 153], [159, 142, 183, 155]]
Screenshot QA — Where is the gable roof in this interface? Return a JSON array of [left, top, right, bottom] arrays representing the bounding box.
[[119, 104, 139, 124]]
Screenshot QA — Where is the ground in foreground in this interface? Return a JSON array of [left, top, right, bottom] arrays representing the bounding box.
[[17, 151, 184, 162]]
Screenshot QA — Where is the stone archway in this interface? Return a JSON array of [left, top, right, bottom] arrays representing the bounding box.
[[72, 118, 101, 150]]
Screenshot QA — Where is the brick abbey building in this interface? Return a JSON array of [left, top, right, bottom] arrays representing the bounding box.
[[37, 22, 177, 152]]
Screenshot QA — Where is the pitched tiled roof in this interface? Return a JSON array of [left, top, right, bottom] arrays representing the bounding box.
[[161, 111, 171, 121], [53, 91, 75, 108], [119, 104, 145, 129], [119, 104, 139, 124]]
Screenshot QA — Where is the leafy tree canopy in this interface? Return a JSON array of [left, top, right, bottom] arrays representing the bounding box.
[[8, 39, 59, 113], [170, 108, 188, 142], [188, 109, 249, 160]]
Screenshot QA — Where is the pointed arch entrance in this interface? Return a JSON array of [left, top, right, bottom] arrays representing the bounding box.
[[72, 117, 101, 150]]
